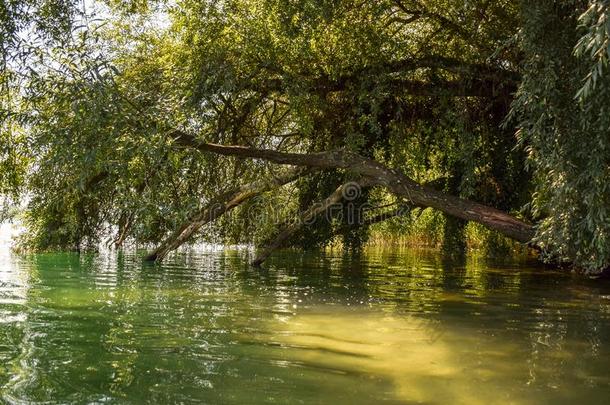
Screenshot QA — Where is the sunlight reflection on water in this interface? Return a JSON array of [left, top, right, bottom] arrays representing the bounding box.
[[0, 248, 609, 404]]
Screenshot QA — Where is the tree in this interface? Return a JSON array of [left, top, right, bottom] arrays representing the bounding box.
[[511, 0, 610, 271], [2, 0, 609, 273]]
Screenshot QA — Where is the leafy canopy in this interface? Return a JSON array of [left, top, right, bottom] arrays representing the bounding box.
[[1, 0, 609, 272]]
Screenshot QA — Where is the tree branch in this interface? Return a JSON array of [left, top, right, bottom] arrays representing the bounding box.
[[144, 166, 311, 262], [171, 130, 536, 245], [248, 57, 518, 98], [252, 178, 375, 266]]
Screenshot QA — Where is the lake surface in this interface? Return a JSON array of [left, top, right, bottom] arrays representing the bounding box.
[[1, 247, 610, 404]]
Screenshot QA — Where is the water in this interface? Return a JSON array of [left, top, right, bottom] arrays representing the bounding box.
[[1, 247, 610, 404]]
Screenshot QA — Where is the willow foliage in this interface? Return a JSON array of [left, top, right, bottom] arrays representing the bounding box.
[[1, 0, 609, 272], [511, 1, 610, 271]]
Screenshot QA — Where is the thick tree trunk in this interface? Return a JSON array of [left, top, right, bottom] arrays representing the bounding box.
[[252, 179, 373, 266], [172, 131, 536, 244], [145, 167, 309, 262]]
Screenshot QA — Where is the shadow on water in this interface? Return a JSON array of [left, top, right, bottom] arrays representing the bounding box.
[[1, 247, 610, 404]]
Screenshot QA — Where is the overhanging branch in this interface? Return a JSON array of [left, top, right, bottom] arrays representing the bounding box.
[[171, 130, 535, 245], [252, 179, 375, 266], [145, 166, 311, 262]]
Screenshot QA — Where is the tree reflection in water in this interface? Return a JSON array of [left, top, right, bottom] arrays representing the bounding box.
[[0, 248, 609, 404]]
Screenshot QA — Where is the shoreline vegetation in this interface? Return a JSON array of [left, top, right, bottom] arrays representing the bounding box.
[[5, 215, 537, 265]]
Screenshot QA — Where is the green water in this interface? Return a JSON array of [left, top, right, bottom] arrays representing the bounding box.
[[1, 248, 610, 404]]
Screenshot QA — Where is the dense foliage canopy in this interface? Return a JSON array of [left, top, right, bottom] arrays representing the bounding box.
[[1, 0, 609, 273]]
